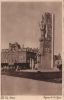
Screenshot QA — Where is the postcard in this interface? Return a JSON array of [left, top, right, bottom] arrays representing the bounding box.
[[0, 0, 63, 100]]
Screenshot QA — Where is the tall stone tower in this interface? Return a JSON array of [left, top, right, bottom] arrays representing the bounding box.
[[39, 12, 54, 70]]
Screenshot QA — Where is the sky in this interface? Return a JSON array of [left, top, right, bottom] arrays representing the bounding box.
[[1, 2, 62, 55]]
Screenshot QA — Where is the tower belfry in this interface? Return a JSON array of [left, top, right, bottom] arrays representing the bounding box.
[[39, 12, 54, 70]]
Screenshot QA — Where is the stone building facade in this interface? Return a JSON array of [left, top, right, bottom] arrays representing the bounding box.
[[1, 42, 38, 70]]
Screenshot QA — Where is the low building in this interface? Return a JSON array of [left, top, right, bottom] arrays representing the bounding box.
[[54, 54, 62, 70], [1, 42, 38, 70]]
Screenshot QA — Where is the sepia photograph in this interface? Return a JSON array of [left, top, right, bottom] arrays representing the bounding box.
[[1, 1, 62, 95]]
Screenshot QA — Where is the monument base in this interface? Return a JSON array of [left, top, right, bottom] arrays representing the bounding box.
[[39, 54, 53, 70]]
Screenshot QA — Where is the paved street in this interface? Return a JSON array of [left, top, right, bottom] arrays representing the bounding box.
[[1, 75, 62, 95]]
